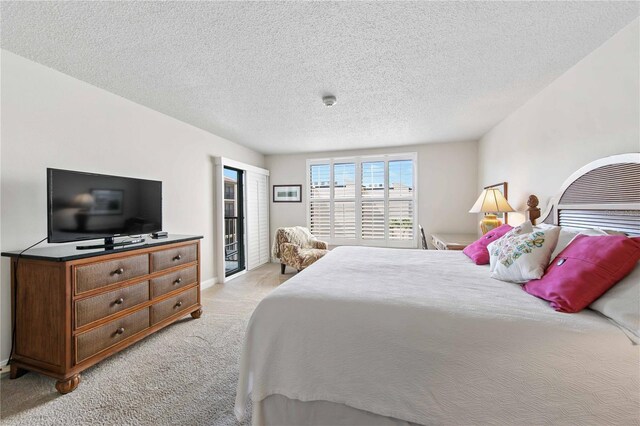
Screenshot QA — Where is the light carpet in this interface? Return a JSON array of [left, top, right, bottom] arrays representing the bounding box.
[[0, 264, 289, 425]]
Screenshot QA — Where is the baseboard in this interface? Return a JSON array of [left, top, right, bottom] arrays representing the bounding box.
[[200, 277, 217, 291], [223, 269, 249, 282]]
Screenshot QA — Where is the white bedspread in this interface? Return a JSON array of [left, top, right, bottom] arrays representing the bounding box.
[[235, 246, 640, 425]]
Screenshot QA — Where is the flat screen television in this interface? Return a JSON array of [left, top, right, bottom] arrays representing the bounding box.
[[47, 168, 162, 246]]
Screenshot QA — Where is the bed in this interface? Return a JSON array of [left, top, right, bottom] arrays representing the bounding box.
[[235, 154, 640, 425]]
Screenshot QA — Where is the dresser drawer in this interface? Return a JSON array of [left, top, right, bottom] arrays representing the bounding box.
[[75, 281, 150, 329], [150, 287, 198, 325], [151, 244, 197, 272], [75, 308, 149, 363], [150, 266, 197, 298], [75, 254, 149, 294]]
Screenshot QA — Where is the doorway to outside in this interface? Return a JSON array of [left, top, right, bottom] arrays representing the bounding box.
[[224, 166, 245, 277]]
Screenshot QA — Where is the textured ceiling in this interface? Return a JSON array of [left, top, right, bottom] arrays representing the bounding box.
[[2, 2, 638, 155]]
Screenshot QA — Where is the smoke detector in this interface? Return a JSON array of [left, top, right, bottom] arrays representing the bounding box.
[[322, 95, 337, 107]]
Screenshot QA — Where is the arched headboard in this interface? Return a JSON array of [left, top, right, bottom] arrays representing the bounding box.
[[538, 153, 640, 236]]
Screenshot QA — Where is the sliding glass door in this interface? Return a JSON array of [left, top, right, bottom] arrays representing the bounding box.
[[224, 166, 245, 277]]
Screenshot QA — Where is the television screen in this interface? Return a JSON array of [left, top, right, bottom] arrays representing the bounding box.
[[47, 168, 162, 243]]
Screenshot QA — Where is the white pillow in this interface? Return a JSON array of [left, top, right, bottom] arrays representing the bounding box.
[[590, 262, 640, 343], [488, 224, 560, 284], [544, 226, 608, 262], [488, 221, 533, 272]]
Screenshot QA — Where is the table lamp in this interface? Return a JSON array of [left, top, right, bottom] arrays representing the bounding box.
[[469, 188, 515, 234]]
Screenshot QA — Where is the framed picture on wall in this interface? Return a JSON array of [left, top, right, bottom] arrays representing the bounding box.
[[90, 189, 124, 215], [273, 185, 302, 203]]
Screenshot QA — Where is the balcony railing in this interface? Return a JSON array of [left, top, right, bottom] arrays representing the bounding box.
[[225, 217, 239, 273]]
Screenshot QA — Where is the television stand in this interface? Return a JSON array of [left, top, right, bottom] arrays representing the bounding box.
[[77, 237, 145, 250]]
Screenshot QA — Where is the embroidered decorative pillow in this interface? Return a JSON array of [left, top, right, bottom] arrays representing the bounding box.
[[524, 235, 640, 313], [488, 221, 533, 272], [462, 224, 512, 265], [487, 223, 560, 283]]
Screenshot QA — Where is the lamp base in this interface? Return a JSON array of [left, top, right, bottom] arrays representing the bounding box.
[[480, 214, 503, 235]]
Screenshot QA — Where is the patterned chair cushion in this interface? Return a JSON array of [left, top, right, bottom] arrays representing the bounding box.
[[273, 227, 329, 271], [298, 248, 328, 268]]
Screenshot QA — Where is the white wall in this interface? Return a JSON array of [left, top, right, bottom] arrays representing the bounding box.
[[265, 140, 479, 250], [478, 18, 640, 224], [0, 50, 265, 362]]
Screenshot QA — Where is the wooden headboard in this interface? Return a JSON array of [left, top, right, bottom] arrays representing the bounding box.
[[536, 153, 640, 236]]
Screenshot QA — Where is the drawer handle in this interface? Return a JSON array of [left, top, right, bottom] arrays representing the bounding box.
[[175, 301, 183, 308], [173, 278, 182, 285], [112, 267, 124, 275], [114, 297, 124, 305], [115, 327, 125, 335], [173, 254, 182, 261]]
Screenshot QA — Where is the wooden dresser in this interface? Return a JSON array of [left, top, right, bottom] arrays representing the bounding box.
[[1, 235, 203, 394]]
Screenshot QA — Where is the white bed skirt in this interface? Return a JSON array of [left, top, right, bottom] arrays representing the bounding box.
[[255, 394, 422, 426]]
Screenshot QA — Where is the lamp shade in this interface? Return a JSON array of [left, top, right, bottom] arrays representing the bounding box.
[[72, 193, 95, 209], [469, 188, 515, 213]]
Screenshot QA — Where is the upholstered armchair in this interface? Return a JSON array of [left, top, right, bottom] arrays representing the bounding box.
[[272, 226, 329, 274]]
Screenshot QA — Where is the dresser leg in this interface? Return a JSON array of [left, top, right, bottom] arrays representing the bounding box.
[[9, 364, 28, 379], [190, 308, 203, 319], [55, 374, 80, 394]]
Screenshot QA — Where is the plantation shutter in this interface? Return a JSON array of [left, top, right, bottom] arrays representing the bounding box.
[[333, 163, 356, 239], [309, 164, 331, 239], [361, 161, 386, 240], [246, 171, 269, 270], [307, 153, 416, 247], [388, 160, 414, 240]]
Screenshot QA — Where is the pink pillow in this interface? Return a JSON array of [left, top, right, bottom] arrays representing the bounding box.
[[523, 235, 640, 313], [462, 224, 513, 265]]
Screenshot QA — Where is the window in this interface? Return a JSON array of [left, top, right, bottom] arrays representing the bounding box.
[[388, 160, 414, 240], [307, 153, 417, 247], [309, 164, 331, 239], [224, 181, 235, 200], [333, 163, 356, 239], [225, 201, 235, 218]]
